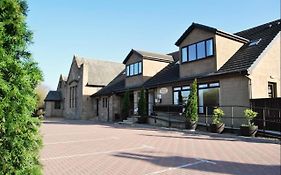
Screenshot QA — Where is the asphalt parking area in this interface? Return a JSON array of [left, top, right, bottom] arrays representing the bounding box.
[[41, 118, 281, 175]]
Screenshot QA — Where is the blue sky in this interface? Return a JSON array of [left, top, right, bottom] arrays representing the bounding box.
[[26, 0, 280, 90]]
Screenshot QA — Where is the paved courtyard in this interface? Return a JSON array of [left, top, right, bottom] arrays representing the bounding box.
[[41, 118, 280, 175]]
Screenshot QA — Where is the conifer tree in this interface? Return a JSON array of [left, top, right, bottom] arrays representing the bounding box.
[[0, 0, 43, 174], [185, 79, 198, 122]]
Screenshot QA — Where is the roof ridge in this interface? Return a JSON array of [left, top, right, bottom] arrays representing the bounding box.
[[234, 19, 281, 36]]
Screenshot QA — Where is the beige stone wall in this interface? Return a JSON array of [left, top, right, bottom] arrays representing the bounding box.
[[249, 32, 281, 98], [220, 76, 250, 107], [154, 86, 173, 105], [96, 95, 121, 122], [45, 102, 63, 117], [180, 58, 216, 77], [126, 52, 142, 64], [179, 28, 215, 47], [142, 59, 169, 77], [63, 61, 82, 119], [215, 35, 244, 70]]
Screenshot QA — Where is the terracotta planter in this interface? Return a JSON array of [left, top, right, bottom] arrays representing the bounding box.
[[240, 125, 258, 137], [185, 121, 197, 130], [210, 123, 225, 134]]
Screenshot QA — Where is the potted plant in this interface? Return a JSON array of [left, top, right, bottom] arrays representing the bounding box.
[[210, 107, 225, 133], [185, 79, 198, 130], [240, 109, 258, 137], [137, 89, 148, 124]]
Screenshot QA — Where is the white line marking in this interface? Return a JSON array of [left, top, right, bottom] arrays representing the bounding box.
[[43, 132, 95, 136], [144, 159, 216, 175], [44, 137, 119, 145], [41, 144, 154, 161]]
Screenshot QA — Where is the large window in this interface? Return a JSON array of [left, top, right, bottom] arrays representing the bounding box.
[[181, 38, 214, 63], [126, 61, 142, 77], [173, 86, 190, 105], [198, 82, 220, 114], [69, 86, 78, 108]]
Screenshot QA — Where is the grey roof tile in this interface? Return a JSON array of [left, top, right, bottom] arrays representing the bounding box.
[[44, 91, 62, 101]]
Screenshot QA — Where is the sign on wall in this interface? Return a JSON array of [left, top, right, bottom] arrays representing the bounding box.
[[159, 87, 168, 94]]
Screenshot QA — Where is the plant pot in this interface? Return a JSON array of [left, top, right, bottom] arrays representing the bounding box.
[[137, 116, 148, 124], [240, 125, 258, 137], [210, 123, 225, 134], [185, 121, 197, 130]]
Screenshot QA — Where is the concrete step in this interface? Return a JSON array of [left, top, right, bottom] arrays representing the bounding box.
[[118, 121, 134, 125]]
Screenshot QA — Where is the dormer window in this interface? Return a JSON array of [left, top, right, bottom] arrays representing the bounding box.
[[181, 38, 214, 63], [126, 61, 142, 77]]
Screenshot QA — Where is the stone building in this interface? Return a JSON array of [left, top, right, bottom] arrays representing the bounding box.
[[44, 55, 124, 119]]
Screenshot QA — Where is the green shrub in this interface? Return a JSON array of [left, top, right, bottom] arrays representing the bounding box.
[[185, 79, 198, 122], [0, 0, 43, 174], [121, 91, 130, 118], [212, 108, 224, 124], [244, 108, 258, 126], [138, 89, 147, 116]]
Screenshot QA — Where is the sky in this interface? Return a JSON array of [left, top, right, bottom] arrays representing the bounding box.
[[26, 0, 280, 90]]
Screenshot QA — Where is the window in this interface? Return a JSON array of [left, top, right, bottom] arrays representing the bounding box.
[[181, 47, 187, 62], [126, 61, 142, 77], [173, 86, 190, 105], [249, 38, 262, 46], [130, 64, 134, 76], [126, 66, 130, 76], [197, 41, 206, 59], [198, 82, 220, 114], [102, 98, 108, 108], [188, 44, 196, 61], [69, 86, 78, 108], [206, 39, 213, 56], [181, 38, 214, 63], [138, 62, 142, 74], [268, 82, 277, 98], [54, 101, 61, 109]]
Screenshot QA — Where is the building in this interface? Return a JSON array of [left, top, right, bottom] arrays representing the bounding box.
[[44, 19, 280, 126], [44, 55, 124, 119], [92, 19, 281, 126]]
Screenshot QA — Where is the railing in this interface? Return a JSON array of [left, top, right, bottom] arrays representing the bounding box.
[[151, 104, 281, 133]]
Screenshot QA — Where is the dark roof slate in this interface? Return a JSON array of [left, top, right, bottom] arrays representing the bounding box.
[[44, 91, 62, 101], [218, 19, 281, 73], [144, 62, 180, 88], [92, 71, 126, 97]]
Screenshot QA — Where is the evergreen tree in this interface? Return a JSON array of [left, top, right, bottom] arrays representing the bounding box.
[[138, 89, 147, 116], [0, 0, 43, 174], [185, 79, 198, 122], [121, 90, 130, 118]]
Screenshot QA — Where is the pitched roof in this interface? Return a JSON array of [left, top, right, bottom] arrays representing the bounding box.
[[146, 19, 281, 88], [167, 51, 180, 61], [92, 70, 126, 97], [218, 19, 281, 74], [123, 49, 173, 64], [144, 62, 180, 88], [44, 91, 62, 101], [175, 22, 249, 46], [73, 56, 124, 86], [92, 19, 281, 93]]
